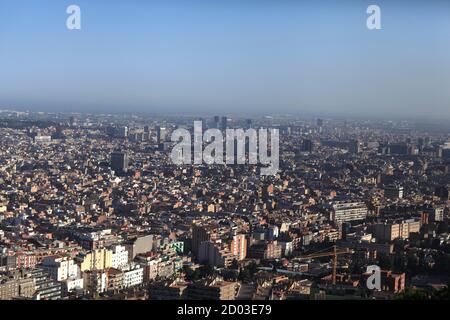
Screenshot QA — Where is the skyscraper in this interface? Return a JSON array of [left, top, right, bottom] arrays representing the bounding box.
[[220, 117, 228, 131], [156, 126, 167, 143], [317, 118, 323, 134], [214, 116, 220, 129], [349, 139, 361, 154]]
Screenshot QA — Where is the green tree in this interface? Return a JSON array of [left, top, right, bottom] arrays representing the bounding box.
[[397, 287, 430, 300]]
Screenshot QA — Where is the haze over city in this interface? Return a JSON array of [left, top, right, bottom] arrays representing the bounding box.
[[1, 0, 450, 120]]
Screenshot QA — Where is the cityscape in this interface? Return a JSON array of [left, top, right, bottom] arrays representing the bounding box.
[[1, 0, 450, 310], [0, 109, 449, 301]]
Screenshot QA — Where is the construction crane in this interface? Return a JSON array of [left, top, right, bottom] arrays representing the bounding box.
[[296, 245, 353, 285]]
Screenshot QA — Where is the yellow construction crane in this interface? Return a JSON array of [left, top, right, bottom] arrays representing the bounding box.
[[296, 245, 353, 285]]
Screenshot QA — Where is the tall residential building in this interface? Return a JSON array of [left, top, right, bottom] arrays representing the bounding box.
[[248, 241, 282, 260], [79, 248, 113, 272], [122, 265, 144, 288], [198, 241, 234, 268], [374, 219, 421, 242], [230, 234, 247, 261], [192, 225, 217, 258], [111, 245, 129, 270], [41, 256, 79, 282], [331, 202, 368, 224]]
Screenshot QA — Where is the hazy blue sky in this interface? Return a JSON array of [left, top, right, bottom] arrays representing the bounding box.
[[0, 0, 449, 119]]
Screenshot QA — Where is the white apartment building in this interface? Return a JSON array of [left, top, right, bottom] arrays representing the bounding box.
[[122, 265, 144, 288], [111, 245, 129, 270], [331, 202, 368, 224], [41, 256, 79, 281], [63, 278, 84, 293]]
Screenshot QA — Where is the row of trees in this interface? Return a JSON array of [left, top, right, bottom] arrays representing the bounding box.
[[397, 285, 450, 300]]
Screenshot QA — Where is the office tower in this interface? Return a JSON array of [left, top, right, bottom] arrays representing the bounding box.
[[220, 116, 228, 131], [160, 127, 167, 143], [141, 126, 150, 141], [214, 116, 220, 129], [246, 119, 253, 129], [349, 139, 361, 154], [156, 126, 167, 143], [156, 126, 161, 143], [116, 126, 128, 138], [317, 118, 323, 133], [111, 151, 129, 173], [301, 139, 313, 153], [331, 202, 368, 224], [384, 184, 404, 200]]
